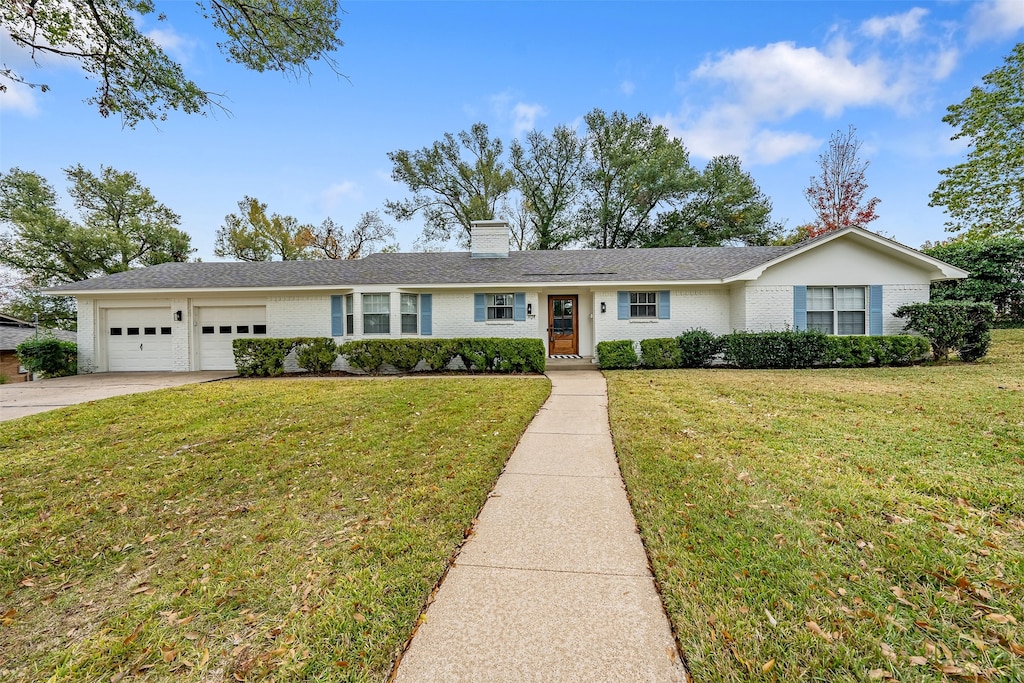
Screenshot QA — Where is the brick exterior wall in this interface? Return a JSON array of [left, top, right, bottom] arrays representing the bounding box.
[[880, 284, 930, 335], [76, 298, 95, 373], [743, 286, 795, 331], [1, 350, 27, 382]]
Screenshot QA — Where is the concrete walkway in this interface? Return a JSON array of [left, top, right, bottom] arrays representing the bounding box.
[[0, 371, 235, 422], [393, 371, 689, 682]]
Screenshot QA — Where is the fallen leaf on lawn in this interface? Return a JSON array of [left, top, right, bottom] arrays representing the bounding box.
[[122, 622, 144, 646], [937, 664, 963, 675], [985, 613, 1017, 625], [868, 669, 894, 680], [762, 659, 776, 674], [880, 642, 897, 662], [199, 649, 210, 667], [1007, 641, 1024, 657], [131, 585, 150, 595], [161, 647, 177, 663], [353, 613, 366, 624], [19, 578, 34, 587], [117, 504, 128, 514], [806, 621, 833, 642], [142, 534, 156, 544], [765, 609, 777, 627], [909, 656, 928, 665]]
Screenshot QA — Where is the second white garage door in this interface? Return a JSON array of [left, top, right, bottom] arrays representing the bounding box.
[[196, 306, 268, 370], [106, 307, 174, 371]]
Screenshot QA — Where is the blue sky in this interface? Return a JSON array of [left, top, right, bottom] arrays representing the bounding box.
[[2, 1, 1022, 260]]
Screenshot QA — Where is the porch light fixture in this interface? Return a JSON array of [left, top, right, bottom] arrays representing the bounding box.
[[174, 310, 183, 321], [527, 303, 532, 315], [600, 302, 606, 313]]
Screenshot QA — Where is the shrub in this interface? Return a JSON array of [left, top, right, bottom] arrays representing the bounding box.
[[232, 338, 297, 377], [676, 329, 721, 368], [337, 338, 544, 374], [823, 335, 931, 367], [419, 339, 458, 371], [894, 301, 996, 361], [15, 335, 78, 378], [720, 330, 829, 369], [874, 336, 931, 366], [451, 338, 545, 373], [596, 340, 638, 370], [294, 337, 339, 374], [640, 338, 682, 369], [0, 373, 9, 384], [337, 340, 389, 374]]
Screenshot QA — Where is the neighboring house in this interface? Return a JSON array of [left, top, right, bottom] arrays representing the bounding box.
[[46, 222, 968, 373], [0, 314, 77, 382]]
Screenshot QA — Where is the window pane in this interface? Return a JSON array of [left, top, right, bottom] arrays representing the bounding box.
[[553, 299, 563, 316], [127, 328, 140, 335], [236, 325, 249, 333], [563, 299, 572, 316], [202, 326, 214, 334], [401, 313, 417, 334], [487, 306, 512, 320], [219, 326, 232, 334], [401, 294, 417, 314], [364, 313, 390, 334], [110, 328, 122, 335], [807, 311, 834, 334], [837, 287, 865, 310], [160, 327, 172, 335], [253, 324, 267, 334], [807, 287, 833, 311], [363, 294, 389, 314], [144, 327, 156, 335], [838, 311, 865, 335], [629, 292, 639, 304]]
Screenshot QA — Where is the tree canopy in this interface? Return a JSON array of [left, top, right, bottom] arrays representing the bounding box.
[[645, 155, 780, 247], [0, 0, 344, 126], [214, 196, 314, 261], [930, 43, 1024, 239], [804, 125, 880, 237], [509, 126, 586, 250], [923, 236, 1024, 323]]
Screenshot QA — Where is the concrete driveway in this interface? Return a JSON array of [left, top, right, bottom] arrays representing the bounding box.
[[0, 371, 236, 422]]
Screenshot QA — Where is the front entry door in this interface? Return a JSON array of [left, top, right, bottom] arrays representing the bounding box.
[[548, 295, 578, 355]]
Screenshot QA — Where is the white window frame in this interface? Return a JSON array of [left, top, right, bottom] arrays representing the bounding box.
[[345, 293, 354, 335], [362, 293, 390, 335], [401, 294, 418, 334], [629, 291, 657, 319], [807, 286, 866, 335], [487, 293, 515, 320]]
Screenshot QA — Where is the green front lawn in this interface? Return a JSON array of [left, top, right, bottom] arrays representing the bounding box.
[[0, 376, 549, 682], [608, 330, 1024, 682]]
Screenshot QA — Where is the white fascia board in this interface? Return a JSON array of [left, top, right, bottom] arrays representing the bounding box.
[[722, 226, 971, 282], [46, 279, 727, 297]]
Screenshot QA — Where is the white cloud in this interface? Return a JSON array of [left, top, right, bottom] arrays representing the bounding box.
[[967, 0, 1024, 42], [321, 181, 361, 211], [860, 7, 929, 41], [146, 26, 195, 64], [931, 47, 959, 80], [511, 102, 545, 136], [0, 80, 39, 115], [620, 80, 635, 96]]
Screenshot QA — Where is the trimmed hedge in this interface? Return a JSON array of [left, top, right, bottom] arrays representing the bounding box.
[[894, 301, 996, 361], [720, 330, 830, 369], [677, 328, 721, 368], [14, 335, 78, 378], [640, 338, 682, 369], [232, 338, 298, 377], [596, 340, 638, 369], [295, 337, 339, 374]]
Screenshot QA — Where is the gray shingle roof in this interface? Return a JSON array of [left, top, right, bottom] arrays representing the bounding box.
[[0, 326, 76, 350], [46, 245, 802, 293]]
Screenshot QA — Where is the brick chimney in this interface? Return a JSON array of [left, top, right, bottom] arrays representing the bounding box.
[[470, 220, 510, 258]]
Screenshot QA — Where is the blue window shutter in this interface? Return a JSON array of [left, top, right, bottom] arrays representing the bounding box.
[[869, 285, 883, 336], [514, 292, 526, 321], [658, 290, 670, 319], [474, 293, 486, 322], [793, 286, 807, 331], [330, 295, 343, 336], [617, 291, 629, 320], [420, 294, 432, 336]]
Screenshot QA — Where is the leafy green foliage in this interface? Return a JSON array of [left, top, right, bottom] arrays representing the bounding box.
[[337, 338, 545, 374], [930, 43, 1024, 238], [214, 196, 315, 261], [14, 334, 77, 378], [646, 156, 780, 247], [1, 0, 344, 126], [451, 338, 546, 373], [639, 337, 682, 369], [720, 330, 830, 369], [923, 236, 1024, 323], [385, 123, 515, 246], [895, 301, 996, 361], [0, 166, 192, 285], [231, 338, 298, 376], [509, 126, 586, 250], [824, 335, 930, 367], [294, 337, 338, 373], [298, 212, 397, 259], [607, 330, 1024, 682], [675, 329, 721, 368], [595, 340, 638, 369]]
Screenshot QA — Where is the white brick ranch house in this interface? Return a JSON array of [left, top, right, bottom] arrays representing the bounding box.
[[47, 222, 968, 373]]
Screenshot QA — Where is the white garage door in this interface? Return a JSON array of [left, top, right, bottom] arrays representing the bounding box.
[[196, 306, 268, 370], [106, 308, 174, 371]]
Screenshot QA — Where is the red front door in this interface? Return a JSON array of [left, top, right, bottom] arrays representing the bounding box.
[[548, 295, 578, 355]]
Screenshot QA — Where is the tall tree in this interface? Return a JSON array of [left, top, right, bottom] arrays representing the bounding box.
[[299, 211, 396, 259], [923, 236, 1024, 323], [1, 0, 345, 126], [385, 123, 515, 246], [645, 155, 780, 247], [578, 109, 697, 249], [804, 125, 880, 237], [509, 126, 586, 250], [214, 196, 314, 261], [930, 43, 1024, 239], [0, 165, 192, 283]]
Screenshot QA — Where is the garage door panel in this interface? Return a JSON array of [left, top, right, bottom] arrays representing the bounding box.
[[196, 306, 267, 370], [106, 308, 174, 371]]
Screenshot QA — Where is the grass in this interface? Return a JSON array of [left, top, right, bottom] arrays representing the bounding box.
[[0, 376, 550, 682], [607, 329, 1024, 682]]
